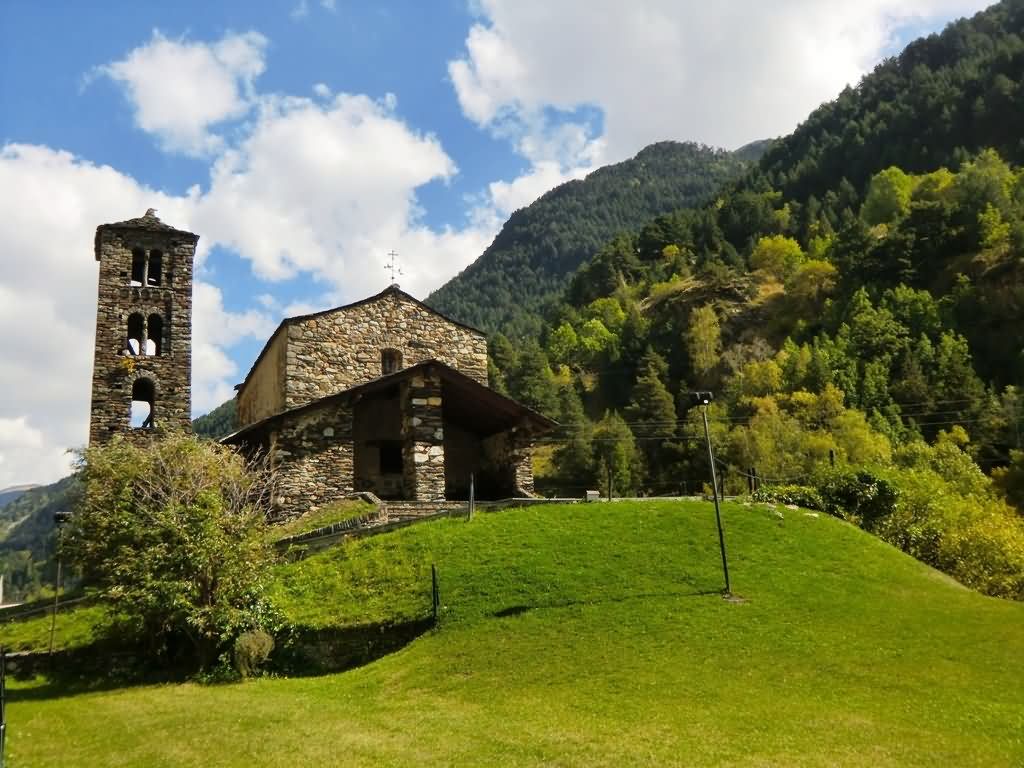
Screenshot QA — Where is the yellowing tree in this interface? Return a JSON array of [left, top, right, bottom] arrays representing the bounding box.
[[750, 235, 805, 280], [687, 304, 722, 382], [862, 166, 916, 225]]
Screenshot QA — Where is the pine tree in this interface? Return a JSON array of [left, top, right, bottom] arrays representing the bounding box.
[[552, 382, 594, 491], [592, 411, 643, 497], [626, 354, 678, 489]]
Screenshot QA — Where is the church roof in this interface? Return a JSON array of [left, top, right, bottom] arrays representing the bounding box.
[[236, 283, 485, 392], [222, 359, 556, 444], [94, 209, 199, 260]]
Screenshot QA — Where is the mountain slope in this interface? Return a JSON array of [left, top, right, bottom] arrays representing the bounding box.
[[8, 501, 1024, 765], [427, 141, 758, 336], [758, 0, 1024, 201], [0, 484, 38, 510]]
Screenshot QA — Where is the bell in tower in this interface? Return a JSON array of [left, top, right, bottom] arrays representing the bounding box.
[[89, 210, 199, 444]]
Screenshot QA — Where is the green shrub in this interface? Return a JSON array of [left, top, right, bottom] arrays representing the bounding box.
[[751, 484, 824, 510], [870, 467, 1024, 600], [234, 630, 275, 678], [815, 469, 899, 525]]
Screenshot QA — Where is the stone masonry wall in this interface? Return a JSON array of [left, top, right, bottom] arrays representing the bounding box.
[[272, 401, 354, 520], [284, 290, 488, 410], [401, 371, 446, 501], [482, 430, 536, 496], [90, 217, 196, 444]]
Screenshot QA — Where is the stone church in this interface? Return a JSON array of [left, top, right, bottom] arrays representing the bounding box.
[[89, 211, 554, 519]]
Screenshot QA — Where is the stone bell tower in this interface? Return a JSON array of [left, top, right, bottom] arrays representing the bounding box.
[[89, 210, 199, 444]]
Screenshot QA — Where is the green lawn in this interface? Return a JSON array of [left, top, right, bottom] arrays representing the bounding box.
[[270, 498, 376, 541], [7, 501, 1024, 767]]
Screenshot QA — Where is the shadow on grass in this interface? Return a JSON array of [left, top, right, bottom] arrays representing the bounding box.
[[272, 616, 435, 678], [489, 588, 725, 619], [6, 616, 436, 702]]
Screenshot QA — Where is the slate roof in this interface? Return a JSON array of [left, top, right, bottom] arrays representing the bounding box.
[[222, 359, 556, 444], [94, 210, 199, 259]]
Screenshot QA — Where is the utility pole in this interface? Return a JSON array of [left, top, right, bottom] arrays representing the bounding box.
[[48, 511, 72, 657], [692, 392, 731, 596]]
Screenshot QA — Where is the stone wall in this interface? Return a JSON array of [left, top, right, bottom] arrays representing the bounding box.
[[481, 430, 536, 496], [400, 371, 445, 501], [284, 289, 488, 410], [90, 214, 196, 444], [272, 401, 354, 520]]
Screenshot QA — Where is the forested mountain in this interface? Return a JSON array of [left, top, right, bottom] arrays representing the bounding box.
[[0, 485, 37, 510], [759, 0, 1024, 203], [489, 0, 1024, 598], [426, 141, 759, 336], [193, 398, 238, 440], [0, 476, 76, 602]]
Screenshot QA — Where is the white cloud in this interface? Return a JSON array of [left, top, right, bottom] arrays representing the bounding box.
[[192, 91, 493, 298], [191, 283, 277, 413], [0, 417, 71, 489], [0, 144, 276, 486], [449, 0, 988, 164], [0, 41, 503, 487], [97, 30, 268, 156]]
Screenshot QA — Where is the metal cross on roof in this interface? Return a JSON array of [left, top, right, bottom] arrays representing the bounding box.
[[384, 249, 404, 284]]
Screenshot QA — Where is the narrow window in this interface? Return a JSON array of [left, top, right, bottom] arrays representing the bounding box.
[[127, 313, 145, 355], [146, 314, 163, 356], [379, 441, 404, 473], [147, 250, 162, 286], [130, 248, 146, 286], [130, 378, 156, 429], [381, 348, 402, 375]]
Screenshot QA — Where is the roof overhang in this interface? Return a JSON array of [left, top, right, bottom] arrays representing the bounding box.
[[222, 360, 556, 445]]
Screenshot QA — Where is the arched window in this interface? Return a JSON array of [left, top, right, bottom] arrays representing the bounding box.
[[130, 248, 146, 286], [146, 314, 163, 355], [130, 378, 156, 429], [147, 250, 162, 286], [381, 348, 402, 375], [127, 313, 145, 355]]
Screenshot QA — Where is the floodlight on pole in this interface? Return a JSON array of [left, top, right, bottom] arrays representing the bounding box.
[[690, 392, 731, 596]]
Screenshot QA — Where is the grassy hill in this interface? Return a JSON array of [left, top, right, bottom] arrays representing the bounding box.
[[6, 500, 1023, 766]]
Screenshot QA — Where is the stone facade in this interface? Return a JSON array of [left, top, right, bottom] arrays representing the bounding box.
[[400, 370, 445, 501], [90, 211, 198, 444], [226, 361, 554, 520], [481, 430, 536, 496], [270, 401, 355, 519], [237, 286, 488, 427]]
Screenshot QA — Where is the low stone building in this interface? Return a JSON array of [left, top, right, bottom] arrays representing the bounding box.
[[224, 285, 555, 518]]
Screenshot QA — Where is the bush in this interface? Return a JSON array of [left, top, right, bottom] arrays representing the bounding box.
[[751, 484, 823, 510], [870, 467, 1024, 600], [815, 469, 899, 525], [64, 432, 281, 671], [234, 630, 275, 678]]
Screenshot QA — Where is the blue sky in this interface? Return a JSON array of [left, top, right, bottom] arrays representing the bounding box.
[[0, 0, 990, 486]]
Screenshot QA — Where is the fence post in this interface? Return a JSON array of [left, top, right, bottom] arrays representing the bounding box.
[[1, 646, 6, 768], [431, 563, 439, 624], [468, 473, 475, 520]]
